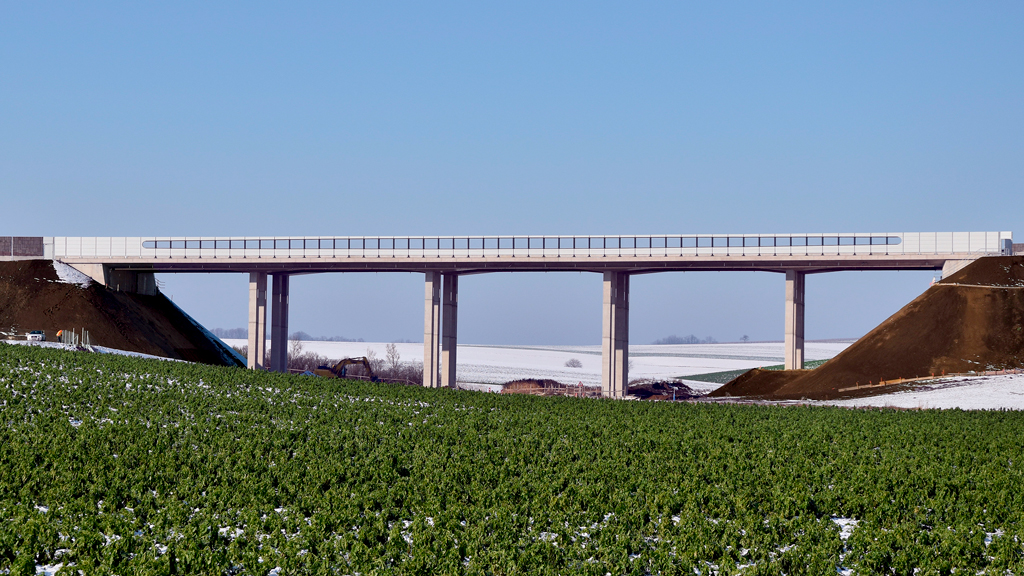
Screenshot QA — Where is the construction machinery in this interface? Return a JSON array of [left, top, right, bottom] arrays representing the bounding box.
[[313, 357, 379, 381]]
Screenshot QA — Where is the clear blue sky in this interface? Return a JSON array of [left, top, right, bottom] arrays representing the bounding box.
[[3, 2, 1021, 344]]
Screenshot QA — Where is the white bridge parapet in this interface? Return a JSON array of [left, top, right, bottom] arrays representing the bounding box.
[[7, 231, 1014, 397], [47, 232, 1015, 264]]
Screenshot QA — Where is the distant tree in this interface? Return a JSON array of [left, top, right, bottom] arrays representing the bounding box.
[[740, 335, 750, 342], [564, 358, 583, 368], [212, 327, 247, 339], [289, 339, 304, 358], [364, 348, 383, 374], [386, 343, 401, 372], [653, 334, 717, 345]]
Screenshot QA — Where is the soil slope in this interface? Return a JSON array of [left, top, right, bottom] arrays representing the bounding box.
[[706, 368, 808, 398], [0, 260, 244, 366], [714, 256, 1024, 400]]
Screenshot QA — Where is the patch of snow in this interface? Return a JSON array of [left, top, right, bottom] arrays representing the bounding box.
[[52, 260, 93, 288], [832, 517, 858, 540], [817, 374, 1024, 411], [219, 526, 244, 539], [35, 563, 63, 576]]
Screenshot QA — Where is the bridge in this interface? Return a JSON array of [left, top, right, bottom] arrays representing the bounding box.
[[2, 231, 1015, 397]]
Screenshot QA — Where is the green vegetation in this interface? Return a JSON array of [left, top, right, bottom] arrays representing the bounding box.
[[1, 343, 1023, 574], [682, 359, 831, 384]]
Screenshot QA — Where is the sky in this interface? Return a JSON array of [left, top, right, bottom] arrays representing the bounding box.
[[2, 2, 1022, 344]]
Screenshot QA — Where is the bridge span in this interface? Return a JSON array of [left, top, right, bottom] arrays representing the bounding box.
[[2, 231, 1015, 397]]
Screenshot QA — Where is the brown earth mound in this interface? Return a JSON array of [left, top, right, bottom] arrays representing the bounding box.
[[628, 380, 700, 401], [0, 260, 244, 366], [707, 368, 809, 398], [502, 379, 601, 397], [714, 256, 1024, 401]]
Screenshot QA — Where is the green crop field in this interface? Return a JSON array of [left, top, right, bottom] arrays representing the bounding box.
[[1, 343, 1023, 575]]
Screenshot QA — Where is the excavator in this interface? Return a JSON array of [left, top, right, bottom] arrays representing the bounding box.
[[313, 357, 379, 381]]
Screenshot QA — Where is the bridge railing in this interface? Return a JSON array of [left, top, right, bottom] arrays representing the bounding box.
[[49, 232, 1013, 260]]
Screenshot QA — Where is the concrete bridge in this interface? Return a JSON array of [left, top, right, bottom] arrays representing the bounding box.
[[2, 231, 1015, 397]]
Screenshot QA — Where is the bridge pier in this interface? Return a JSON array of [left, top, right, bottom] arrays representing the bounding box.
[[601, 271, 630, 398], [247, 272, 268, 369], [423, 272, 441, 387], [270, 273, 290, 373], [784, 270, 805, 370], [441, 273, 458, 388], [424, 272, 459, 388]]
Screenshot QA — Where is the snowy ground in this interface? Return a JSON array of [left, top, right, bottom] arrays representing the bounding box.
[[811, 374, 1024, 411], [222, 339, 851, 393], [2, 339, 180, 361], [222, 339, 1024, 409]]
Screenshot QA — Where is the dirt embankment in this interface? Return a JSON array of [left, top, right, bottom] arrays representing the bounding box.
[[0, 260, 244, 366], [502, 378, 698, 400], [502, 379, 601, 397], [628, 380, 700, 401], [710, 256, 1024, 401], [707, 368, 810, 399]]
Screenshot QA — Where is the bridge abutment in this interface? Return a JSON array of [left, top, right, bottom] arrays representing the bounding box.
[[601, 271, 630, 398], [784, 270, 805, 370], [69, 263, 157, 296]]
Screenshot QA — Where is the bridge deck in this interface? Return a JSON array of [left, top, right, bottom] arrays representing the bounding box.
[[37, 231, 1015, 274]]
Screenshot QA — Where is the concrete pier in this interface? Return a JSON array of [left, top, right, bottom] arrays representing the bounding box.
[[601, 271, 630, 398], [270, 273, 290, 373], [247, 272, 268, 369], [423, 271, 441, 387], [441, 273, 458, 388], [784, 270, 805, 370]]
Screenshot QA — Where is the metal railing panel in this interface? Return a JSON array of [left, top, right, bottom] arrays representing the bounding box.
[[125, 237, 143, 258], [110, 237, 126, 258], [951, 232, 969, 253], [900, 234, 919, 254], [970, 232, 988, 252], [82, 237, 98, 258]]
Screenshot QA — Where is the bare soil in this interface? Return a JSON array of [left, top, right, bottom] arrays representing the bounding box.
[[628, 380, 700, 401], [706, 368, 809, 399], [502, 379, 601, 397], [710, 256, 1024, 401], [0, 260, 243, 366]]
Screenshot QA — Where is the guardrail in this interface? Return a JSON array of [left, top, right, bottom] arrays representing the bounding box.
[[48, 232, 1013, 260]]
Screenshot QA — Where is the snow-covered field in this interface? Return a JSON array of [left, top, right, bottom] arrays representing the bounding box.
[[223, 338, 1024, 409], [223, 339, 851, 393], [813, 374, 1024, 411]]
